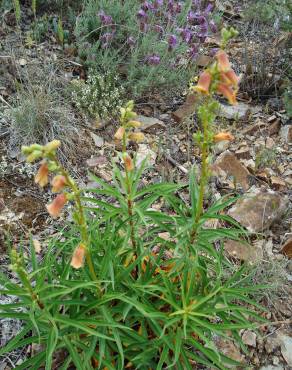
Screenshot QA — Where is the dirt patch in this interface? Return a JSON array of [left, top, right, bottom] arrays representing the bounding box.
[[0, 177, 47, 252]]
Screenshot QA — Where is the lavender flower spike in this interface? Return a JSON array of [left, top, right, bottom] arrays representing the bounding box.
[[168, 34, 177, 51]]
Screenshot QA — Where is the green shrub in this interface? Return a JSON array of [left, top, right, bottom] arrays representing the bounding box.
[[0, 31, 267, 369], [75, 0, 216, 97]]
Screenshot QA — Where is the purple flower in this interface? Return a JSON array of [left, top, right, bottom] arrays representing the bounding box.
[[175, 2, 182, 14], [209, 20, 217, 33], [204, 3, 213, 14], [178, 27, 192, 44], [146, 54, 161, 65], [168, 34, 177, 51], [137, 9, 148, 19], [154, 24, 164, 34], [154, 0, 163, 8], [142, 1, 154, 11], [188, 44, 198, 60], [98, 10, 112, 25], [187, 11, 196, 23], [139, 22, 149, 33], [100, 32, 115, 48]]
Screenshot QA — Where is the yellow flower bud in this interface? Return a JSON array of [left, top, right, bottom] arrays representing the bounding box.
[[128, 132, 145, 143], [45, 140, 61, 153], [128, 120, 141, 128]]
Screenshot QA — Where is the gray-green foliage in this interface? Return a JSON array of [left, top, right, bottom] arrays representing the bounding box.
[[0, 161, 267, 369], [245, 0, 292, 29], [74, 0, 196, 97], [8, 83, 78, 161]]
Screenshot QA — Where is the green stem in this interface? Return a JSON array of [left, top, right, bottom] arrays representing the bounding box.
[[122, 131, 137, 251], [190, 112, 210, 243]]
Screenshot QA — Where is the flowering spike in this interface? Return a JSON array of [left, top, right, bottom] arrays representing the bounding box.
[[46, 193, 67, 218], [35, 162, 49, 188], [70, 244, 86, 269]]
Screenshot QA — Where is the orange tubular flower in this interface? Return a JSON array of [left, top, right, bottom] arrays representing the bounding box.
[[213, 132, 235, 143], [220, 70, 239, 89], [217, 83, 237, 105], [51, 175, 67, 193], [114, 126, 125, 141], [194, 71, 212, 95], [35, 161, 49, 187], [216, 50, 231, 72], [46, 193, 67, 218], [70, 243, 86, 269]]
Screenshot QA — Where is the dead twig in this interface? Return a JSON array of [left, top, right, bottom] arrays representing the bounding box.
[[163, 152, 188, 174]]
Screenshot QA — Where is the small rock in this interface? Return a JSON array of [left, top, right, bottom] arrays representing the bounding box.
[[195, 54, 213, 67], [259, 366, 283, 370], [281, 238, 292, 259], [214, 140, 231, 154], [212, 151, 252, 190], [235, 147, 251, 160], [159, 113, 170, 121], [270, 176, 286, 191], [218, 103, 261, 120], [214, 336, 244, 367], [268, 115, 278, 123], [287, 260, 292, 273], [89, 132, 104, 148], [137, 115, 166, 133], [268, 119, 281, 135], [278, 334, 292, 366], [243, 120, 267, 135], [172, 93, 197, 123], [265, 336, 280, 354], [86, 156, 107, 167], [136, 144, 157, 167], [266, 137, 275, 149], [280, 125, 292, 143], [228, 190, 287, 233], [224, 239, 262, 262], [242, 330, 257, 347]]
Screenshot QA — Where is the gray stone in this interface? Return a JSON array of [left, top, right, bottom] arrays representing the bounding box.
[[218, 103, 261, 120], [259, 366, 283, 370], [212, 150, 252, 190], [137, 115, 166, 133], [228, 190, 287, 233], [278, 334, 292, 366], [89, 132, 104, 148]]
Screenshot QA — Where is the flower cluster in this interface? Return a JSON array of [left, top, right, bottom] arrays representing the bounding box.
[[194, 49, 239, 105], [22, 140, 70, 219], [191, 28, 239, 145], [114, 101, 144, 170], [71, 70, 124, 121]]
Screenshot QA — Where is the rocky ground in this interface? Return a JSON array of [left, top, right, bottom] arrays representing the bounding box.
[[0, 1, 291, 369]]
